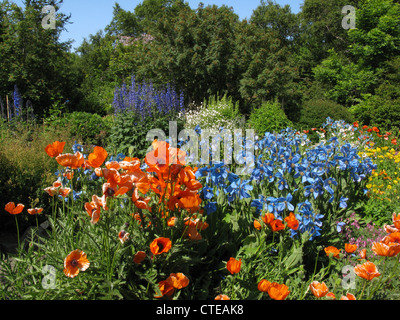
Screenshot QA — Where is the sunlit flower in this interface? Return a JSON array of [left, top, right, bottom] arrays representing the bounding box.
[[87, 146, 108, 168], [166, 273, 189, 289], [226, 257, 242, 274], [372, 241, 400, 257], [150, 237, 172, 255], [309, 281, 329, 298], [345, 243, 357, 254], [56, 152, 85, 169], [118, 230, 130, 244], [215, 294, 230, 300], [324, 246, 341, 258], [154, 280, 175, 299], [45, 141, 66, 158], [63, 249, 90, 278], [267, 282, 290, 300], [257, 279, 272, 292], [340, 293, 356, 300], [354, 261, 381, 281], [284, 212, 299, 230]]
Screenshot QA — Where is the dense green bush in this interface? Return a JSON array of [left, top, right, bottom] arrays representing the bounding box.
[[247, 100, 293, 135], [44, 112, 112, 146], [297, 98, 354, 130], [108, 111, 185, 160], [350, 83, 400, 130]]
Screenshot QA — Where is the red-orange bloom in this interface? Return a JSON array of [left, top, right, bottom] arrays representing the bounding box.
[[324, 246, 341, 258], [45, 141, 66, 157], [257, 279, 272, 292], [56, 152, 85, 169], [84, 195, 104, 224], [166, 273, 190, 289], [150, 237, 172, 255], [267, 282, 290, 300], [226, 257, 242, 274], [254, 219, 262, 230], [354, 261, 381, 281], [118, 230, 130, 244], [340, 293, 356, 300], [372, 241, 400, 257], [87, 146, 108, 168], [284, 212, 299, 230], [359, 248, 367, 260], [63, 249, 90, 278], [270, 219, 285, 232], [145, 140, 186, 174], [27, 208, 43, 215], [309, 281, 329, 298], [345, 243, 358, 254], [393, 213, 400, 230], [262, 212, 275, 225], [154, 280, 175, 299], [5, 202, 24, 215], [133, 251, 146, 264], [215, 294, 230, 300]]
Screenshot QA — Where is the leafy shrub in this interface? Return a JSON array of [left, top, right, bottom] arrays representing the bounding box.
[[247, 100, 293, 135], [297, 98, 354, 130], [350, 83, 400, 131], [44, 111, 112, 146]]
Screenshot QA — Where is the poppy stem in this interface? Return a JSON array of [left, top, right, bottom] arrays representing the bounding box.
[[14, 215, 20, 252]]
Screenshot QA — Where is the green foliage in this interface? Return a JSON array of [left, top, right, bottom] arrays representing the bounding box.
[[247, 100, 293, 134], [108, 110, 184, 160], [44, 112, 112, 146], [297, 98, 354, 130]]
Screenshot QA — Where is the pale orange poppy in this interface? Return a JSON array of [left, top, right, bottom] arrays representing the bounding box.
[[270, 219, 285, 232], [372, 241, 400, 257], [27, 208, 43, 215], [150, 237, 172, 255], [5, 202, 24, 215], [340, 293, 356, 300], [262, 212, 275, 225], [45, 141, 66, 157], [254, 219, 262, 230], [56, 152, 84, 169], [166, 273, 190, 289], [309, 281, 329, 298], [118, 230, 130, 244], [63, 249, 90, 278], [392, 212, 400, 230], [226, 257, 242, 274], [354, 261, 381, 281]]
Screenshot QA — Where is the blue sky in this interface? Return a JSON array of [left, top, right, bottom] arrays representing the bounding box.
[[13, 0, 304, 51]]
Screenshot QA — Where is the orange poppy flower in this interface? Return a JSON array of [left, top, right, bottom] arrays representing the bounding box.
[[254, 219, 262, 230], [309, 281, 329, 298], [354, 261, 381, 281], [284, 212, 299, 230], [326, 292, 336, 300], [118, 230, 130, 244], [166, 273, 190, 289], [87, 146, 108, 168], [145, 140, 186, 174], [167, 216, 177, 227], [372, 241, 400, 257], [359, 248, 367, 260], [393, 213, 400, 230], [340, 292, 356, 300], [324, 246, 341, 258], [150, 237, 172, 255], [5, 202, 24, 215], [132, 187, 151, 210], [45, 141, 66, 157], [270, 219, 285, 232], [133, 251, 146, 264], [27, 208, 43, 215], [345, 243, 358, 254], [267, 282, 290, 300], [63, 249, 90, 278], [154, 280, 175, 299], [387, 232, 400, 243], [257, 279, 272, 292], [226, 257, 242, 274], [262, 212, 275, 225], [215, 294, 230, 300], [56, 152, 85, 169]]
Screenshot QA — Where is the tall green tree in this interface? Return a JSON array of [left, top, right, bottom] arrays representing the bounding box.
[[0, 0, 79, 117]]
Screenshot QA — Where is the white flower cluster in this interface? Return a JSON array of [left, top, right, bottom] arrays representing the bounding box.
[[181, 100, 244, 135]]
